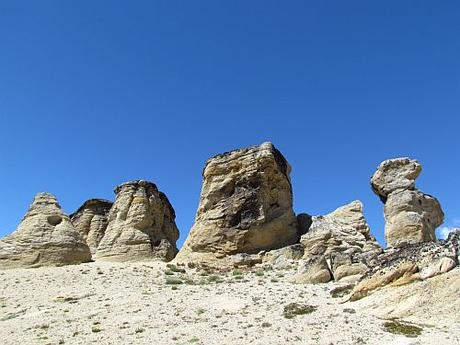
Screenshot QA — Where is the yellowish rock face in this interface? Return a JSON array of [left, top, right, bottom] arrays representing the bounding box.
[[0, 193, 91, 269], [176, 142, 298, 266], [384, 189, 444, 247], [95, 180, 179, 262]]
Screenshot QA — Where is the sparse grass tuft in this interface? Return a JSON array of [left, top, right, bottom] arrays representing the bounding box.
[[207, 275, 223, 283], [383, 321, 422, 338], [330, 284, 354, 298], [165, 277, 184, 285], [196, 308, 206, 315], [283, 303, 317, 319]]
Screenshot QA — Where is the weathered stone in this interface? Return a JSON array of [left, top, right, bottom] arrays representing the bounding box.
[[290, 256, 332, 284], [262, 244, 304, 269], [371, 157, 444, 248], [447, 229, 460, 262], [301, 201, 380, 258], [333, 263, 368, 282], [175, 142, 298, 267], [371, 158, 421, 201], [0, 193, 91, 269], [296, 213, 312, 236], [70, 199, 113, 255], [299, 201, 381, 282], [96, 180, 179, 262], [231, 253, 262, 267], [384, 190, 444, 247], [347, 232, 459, 301]]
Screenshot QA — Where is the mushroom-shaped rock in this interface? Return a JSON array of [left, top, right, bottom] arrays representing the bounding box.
[[0, 193, 91, 269], [175, 142, 298, 266], [70, 199, 113, 255], [95, 180, 179, 262], [371, 157, 444, 248], [371, 158, 421, 202]]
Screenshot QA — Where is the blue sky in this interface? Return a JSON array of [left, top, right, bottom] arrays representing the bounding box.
[[0, 1, 459, 247]]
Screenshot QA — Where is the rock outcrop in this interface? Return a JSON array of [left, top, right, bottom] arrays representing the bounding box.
[[175, 142, 299, 267], [371, 158, 421, 202], [353, 266, 460, 326], [291, 201, 382, 283], [70, 199, 113, 255], [347, 229, 459, 301], [0, 193, 91, 269], [95, 180, 179, 262], [371, 158, 444, 247]]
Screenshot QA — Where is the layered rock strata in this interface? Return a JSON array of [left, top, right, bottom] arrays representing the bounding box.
[[175, 142, 299, 266], [371, 158, 444, 247], [0, 193, 91, 269], [70, 199, 113, 255], [96, 180, 179, 262], [348, 229, 459, 301], [291, 201, 382, 283]]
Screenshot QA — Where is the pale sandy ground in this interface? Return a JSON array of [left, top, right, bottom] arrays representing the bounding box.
[[0, 261, 458, 345]]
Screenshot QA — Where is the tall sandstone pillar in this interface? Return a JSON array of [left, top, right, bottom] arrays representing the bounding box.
[[175, 142, 299, 266], [371, 158, 444, 247], [96, 180, 179, 261]]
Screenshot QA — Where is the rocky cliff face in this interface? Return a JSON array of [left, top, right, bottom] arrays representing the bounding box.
[[96, 180, 179, 262], [371, 158, 444, 247], [175, 142, 299, 266], [70, 199, 113, 255], [0, 193, 91, 269], [348, 229, 459, 301], [291, 201, 382, 284]]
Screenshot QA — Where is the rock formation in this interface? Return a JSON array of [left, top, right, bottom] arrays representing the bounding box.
[[0, 193, 91, 269], [347, 229, 459, 301], [291, 201, 382, 283], [371, 158, 444, 247], [70, 199, 113, 255], [95, 180, 179, 262], [175, 142, 299, 267]]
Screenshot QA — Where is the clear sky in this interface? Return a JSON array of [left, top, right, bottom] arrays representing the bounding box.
[[1, 1, 459, 247]]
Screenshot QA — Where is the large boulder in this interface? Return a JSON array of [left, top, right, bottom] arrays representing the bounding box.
[[175, 142, 298, 266], [371, 157, 444, 247], [294, 201, 382, 283], [289, 256, 332, 284], [370, 158, 421, 201], [95, 180, 179, 262], [0, 193, 91, 269], [384, 190, 443, 247], [70, 199, 113, 255]]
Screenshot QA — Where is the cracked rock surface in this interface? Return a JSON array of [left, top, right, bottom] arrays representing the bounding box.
[[96, 180, 179, 262]]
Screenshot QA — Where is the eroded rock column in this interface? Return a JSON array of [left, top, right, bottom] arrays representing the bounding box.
[[96, 180, 179, 262], [175, 142, 299, 266], [371, 158, 444, 247]]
